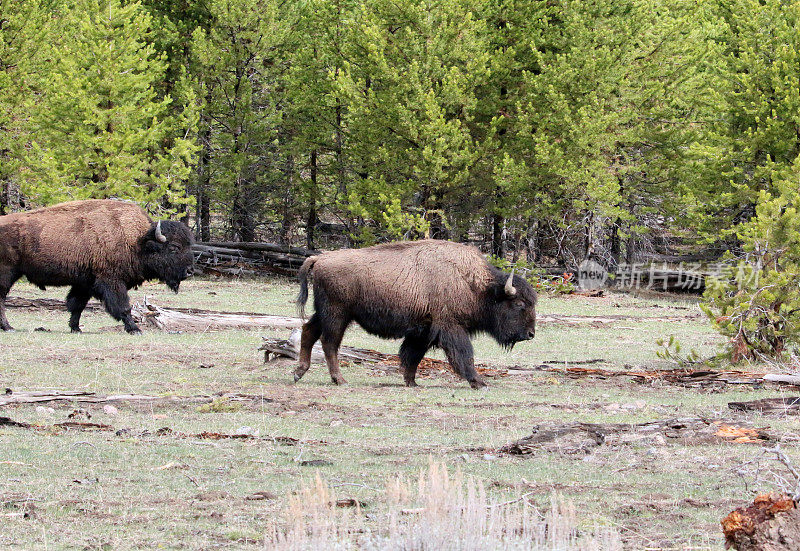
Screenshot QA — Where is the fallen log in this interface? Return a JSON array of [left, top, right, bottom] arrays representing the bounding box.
[[261, 331, 800, 387], [528, 364, 800, 388], [0, 414, 322, 445], [499, 417, 777, 456], [7, 296, 699, 327], [5, 297, 101, 311], [729, 397, 800, 415], [6, 296, 299, 321], [0, 390, 272, 407], [0, 417, 31, 428], [131, 300, 302, 332], [722, 493, 799, 550], [763, 374, 800, 386], [192, 241, 316, 277], [195, 248, 306, 267], [198, 241, 319, 257], [536, 312, 702, 325]]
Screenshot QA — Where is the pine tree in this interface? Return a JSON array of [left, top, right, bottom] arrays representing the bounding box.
[[191, 0, 286, 240], [700, 0, 800, 361], [20, 0, 197, 213], [333, 0, 490, 242], [281, 0, 357, 247], [0, 0, 55, 212], [688, 0, 800, 241]]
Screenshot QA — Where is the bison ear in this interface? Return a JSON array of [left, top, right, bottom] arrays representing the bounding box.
[[143, 239, 161, 253], [492, 281, 512, 301]]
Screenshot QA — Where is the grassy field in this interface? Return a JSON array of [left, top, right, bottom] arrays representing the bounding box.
[[1, 277, 798, 550]]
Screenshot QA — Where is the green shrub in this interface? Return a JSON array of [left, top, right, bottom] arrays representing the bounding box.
[[702, 187, 800, 362]]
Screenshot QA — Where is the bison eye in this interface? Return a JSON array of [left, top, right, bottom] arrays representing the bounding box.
[[514, 299, 526, 309]]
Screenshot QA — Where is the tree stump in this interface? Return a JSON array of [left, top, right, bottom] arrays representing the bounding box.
[[722, 493, 799, 550]]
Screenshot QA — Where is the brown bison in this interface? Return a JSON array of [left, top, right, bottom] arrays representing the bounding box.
[[0, 199, 194, 334], [295, 240, 537, 388]]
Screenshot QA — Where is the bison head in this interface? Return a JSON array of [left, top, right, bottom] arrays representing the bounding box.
[[485, 267, 537, 348], [140, 220, 195, 292]]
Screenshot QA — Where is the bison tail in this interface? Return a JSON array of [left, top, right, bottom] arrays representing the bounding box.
[[296, 256, 317, 319]]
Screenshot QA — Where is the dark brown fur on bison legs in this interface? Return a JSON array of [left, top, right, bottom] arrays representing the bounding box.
[[440, 328, 486, 389], [294, 313, 320, 382], [294, 312, 348, 385], [0, 264, 21, 331], [399, 332, 428, 387], [93, 280, 141, 334], [66, 286, 92, 333], [0, 272, 16, 331]]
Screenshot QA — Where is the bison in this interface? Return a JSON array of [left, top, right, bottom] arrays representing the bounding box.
[[294, 239, 537, 389], [0, 199, 194, 334]]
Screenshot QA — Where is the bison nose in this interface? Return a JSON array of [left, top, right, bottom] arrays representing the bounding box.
[[185, 267, 195, 278], [527, 329, 535, 339]]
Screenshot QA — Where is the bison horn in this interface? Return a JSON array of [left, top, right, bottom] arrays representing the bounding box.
[[155, 220, 167, 243], [505, 266, 517, 297]]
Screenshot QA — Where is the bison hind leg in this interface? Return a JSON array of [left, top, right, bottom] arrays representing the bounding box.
[[295, 313, 322, 383], [320, 317, 350, 386]]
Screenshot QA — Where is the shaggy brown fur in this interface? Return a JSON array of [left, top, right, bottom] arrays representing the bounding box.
[[295, 239, 537, 388], [1, 200, 152, 283], [298, 240, 495, 322], [0, 199, 194, 333]]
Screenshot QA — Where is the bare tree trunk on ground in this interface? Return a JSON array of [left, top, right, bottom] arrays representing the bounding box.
[[722, 494, 799, 550]]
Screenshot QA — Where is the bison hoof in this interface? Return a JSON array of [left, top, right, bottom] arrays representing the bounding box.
[[293, 372, 302, 383], [331, 377, 347, 386], [469, 379, 488, 390], [1, 326, 14, 332], [405, 379, 419, 388], [70, 328, 82, 334], [126, 328, 142, 335]]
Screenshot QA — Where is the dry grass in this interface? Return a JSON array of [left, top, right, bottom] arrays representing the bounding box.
[[267, 460, 622, 550], [3, 279, 799, 549]]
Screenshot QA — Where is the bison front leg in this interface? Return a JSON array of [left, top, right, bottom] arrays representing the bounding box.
[[440, 329, 487, 389], [399, 334, 429, 388], [294, 313, 322, 383], [94, 280, 140, 334], [66, 286, 92, 333]]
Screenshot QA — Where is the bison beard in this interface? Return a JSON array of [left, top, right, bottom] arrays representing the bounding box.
[[0, 199, 194, 334], [294, 240, 537, 389]]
